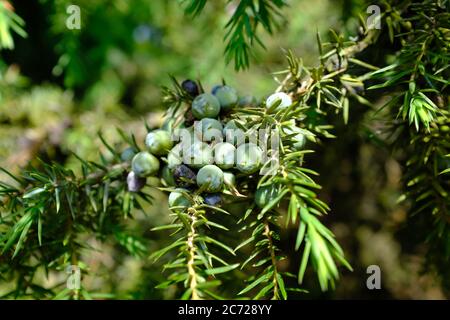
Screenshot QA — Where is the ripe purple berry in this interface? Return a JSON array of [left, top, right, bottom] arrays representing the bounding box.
[[173, 164, 197, 186], [182, 79, 199, 97], [203, 193, 222, 206], [127, 171, 147, 192]]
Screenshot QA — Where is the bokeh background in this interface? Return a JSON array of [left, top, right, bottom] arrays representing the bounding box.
[[0, 0, 447, 299]]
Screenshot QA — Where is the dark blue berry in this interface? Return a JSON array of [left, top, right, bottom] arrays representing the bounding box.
[[182, 79, 199, 97], [203, 193, 222, 206], [173, 164, 197, 186]]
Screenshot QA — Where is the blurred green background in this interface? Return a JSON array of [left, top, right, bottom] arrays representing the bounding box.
[[0, 0, 446, 299]]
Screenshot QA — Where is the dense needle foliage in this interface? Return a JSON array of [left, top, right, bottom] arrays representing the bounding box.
[[0, 0, 449, 299]]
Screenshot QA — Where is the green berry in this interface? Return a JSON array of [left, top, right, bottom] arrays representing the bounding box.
[[196, 165, 224, 193], [266, 92, 292, 111], [211, 85, 222, 95], [223, 119, 240, 131], [195, 118, 223, 142], [236, 143, 263, 174], [145, 129, 173, 156], [185, 142, 213, 169], [223, 120, 245, 146], [168, 188, 192, 209], [293, 133, 306, 150], [223, 172, 236, 188], [284, 126, 306, 150], [191, 93, 221, 119], [176, 126, 200, 146], [120, 147, 137, 162], [131, 151, 160, 177], [213, 85, 238, 111], [168, 143, 183, 169], [254, 185, 279, 208], [214, 142, 236, 169]]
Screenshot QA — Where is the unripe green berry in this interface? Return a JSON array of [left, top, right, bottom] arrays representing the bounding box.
[[214, 142, 236, 169], [266, 92, 292, 111], [223, 120, 246, 146], [213, 85, 238, 111], [195, 118, 223, 142], [211, 85, 222, 95], [254, 185, 279, 208], [196, 165, 224, 193], [236, 143, 263, 174], [284, 126, 306, 150], [223, 172, 236, 188], [168, 143, 183, 169], [191, 93, 221, 119], [175, 126, 200, 148], [145, 129, 173, 156], [168, 188, 192, 209], [120, 147, 137, 162], [293, 133, 306, 150], [185, 142, 213, 169], [224, 119, 240, 131], [131, 151, 160, 177]]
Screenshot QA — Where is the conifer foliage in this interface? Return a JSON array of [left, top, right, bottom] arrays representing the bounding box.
[[0, 0, 449, 299]]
